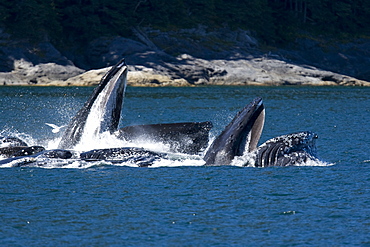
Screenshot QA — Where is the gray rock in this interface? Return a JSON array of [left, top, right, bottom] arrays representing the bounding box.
[[0, 34, 84, 85], [0, 40, 74, 72], [0, 27, 369, 87], [64, 52, 369, 87], [86, 36, 149, 69], [277, 38, 370, 82], [0, 60, 84, 86]]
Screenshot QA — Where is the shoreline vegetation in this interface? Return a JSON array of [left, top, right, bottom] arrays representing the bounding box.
[[1, 0, 370, 87]]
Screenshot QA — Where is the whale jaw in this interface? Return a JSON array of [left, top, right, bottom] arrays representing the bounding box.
[[58, 59, 128, 149], [204, 97, 265, 166]]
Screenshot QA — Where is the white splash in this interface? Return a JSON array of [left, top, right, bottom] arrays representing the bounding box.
[[0, 129, 36, 147], [0, 128, 332, 169], [74, 131, 127, 152], [149, 157, 205, 168], [295, 158, 334, 167], [46, 137, 62, 150], [231, 152, 257, 167]]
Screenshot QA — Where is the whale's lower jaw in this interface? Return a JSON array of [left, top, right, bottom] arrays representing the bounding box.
[[204, 97, 265, 166], [58, 59, 128, 150]]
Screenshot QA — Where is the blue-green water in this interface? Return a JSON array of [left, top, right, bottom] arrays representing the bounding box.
[[0, 86, 369, 245]]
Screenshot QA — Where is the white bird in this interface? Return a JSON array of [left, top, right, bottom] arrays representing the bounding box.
[[45, 123, 66, 133]]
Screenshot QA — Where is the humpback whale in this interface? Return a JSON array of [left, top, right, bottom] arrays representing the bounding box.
[[0, 59, 213, 167], [0, 59, 322, 168], [57, 59, 211, 154], [72, 97, 319, 167], [204, 97, 265, 166], [80, 147, 165, 167], [204, 97, 319, 167], [1, 136, 28, 147], [0, 136, 45, 159], [0, 145, 45, 159], [117, 121, 213, 154], [58, 59, 128, 149]]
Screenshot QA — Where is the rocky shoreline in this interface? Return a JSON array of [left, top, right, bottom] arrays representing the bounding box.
[[1, 28, 370, 87]]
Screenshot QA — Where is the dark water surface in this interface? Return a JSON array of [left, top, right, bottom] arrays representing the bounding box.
[[0, 86, 369, 245]]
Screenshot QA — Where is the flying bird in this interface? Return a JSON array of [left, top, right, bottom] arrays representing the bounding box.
[[45, 123, 66, 133]]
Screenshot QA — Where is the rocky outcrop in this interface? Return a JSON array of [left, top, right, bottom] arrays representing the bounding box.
[[0, 59, 84, 86], [63, 53, 370, 87], [63, 65, 190, 87], [277, 38, 370, 83], [1, 27, 370, 87], [0, 30, 84, 86]]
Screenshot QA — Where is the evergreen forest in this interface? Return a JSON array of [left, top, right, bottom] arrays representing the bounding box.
[[1, 0, 370, 47]]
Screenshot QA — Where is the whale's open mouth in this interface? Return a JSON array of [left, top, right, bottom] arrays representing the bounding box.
[[58, 59, 128, 149], [204, 97, 265, 166]]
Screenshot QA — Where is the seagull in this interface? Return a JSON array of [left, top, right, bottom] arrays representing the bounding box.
[[45, 123, 66, 133]]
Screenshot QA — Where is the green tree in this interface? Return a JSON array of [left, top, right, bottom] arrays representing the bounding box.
[[3, 0, 61, 41]]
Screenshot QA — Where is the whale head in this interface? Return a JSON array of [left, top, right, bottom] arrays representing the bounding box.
[[58, 59, 128, 149], [204, 97, 265, 165], [254, 131, 318, 167], [204, 97, 320, 167]]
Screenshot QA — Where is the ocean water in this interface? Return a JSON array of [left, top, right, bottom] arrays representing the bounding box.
[[0, 86, 369, 245]]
